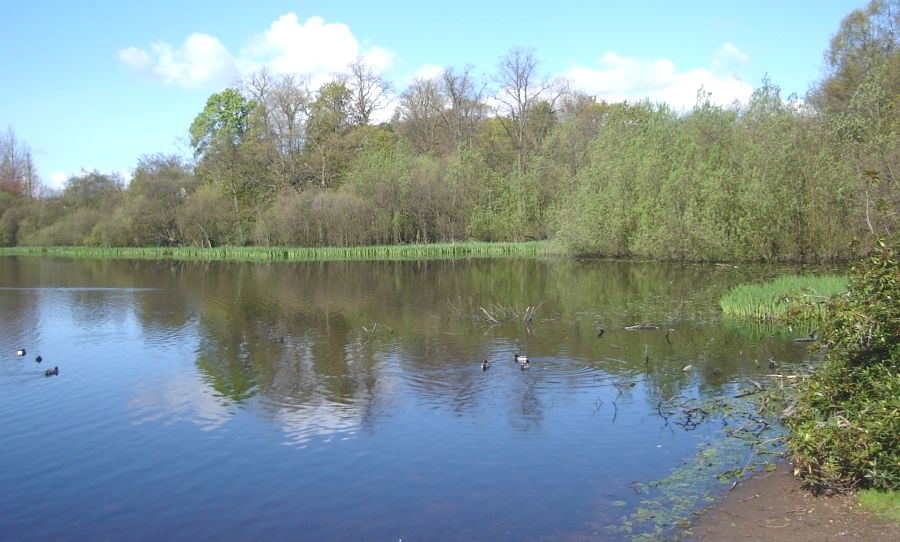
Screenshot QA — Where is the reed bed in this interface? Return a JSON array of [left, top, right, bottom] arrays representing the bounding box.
[[0, 241, 552, 262], [719, 274, 849, 322]]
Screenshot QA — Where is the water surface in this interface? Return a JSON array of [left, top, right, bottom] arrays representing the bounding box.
[[0, 256, 816, 540]]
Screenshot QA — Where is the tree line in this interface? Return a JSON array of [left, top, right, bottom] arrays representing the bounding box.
[[1, 0, 896, 261]]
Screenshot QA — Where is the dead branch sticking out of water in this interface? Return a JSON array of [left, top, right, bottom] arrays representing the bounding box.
[[625, 322, 660, 331], [480, 307, 499, 323]]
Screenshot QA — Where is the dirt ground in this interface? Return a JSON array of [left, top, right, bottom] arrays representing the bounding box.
[[687, 462, 900, 541]]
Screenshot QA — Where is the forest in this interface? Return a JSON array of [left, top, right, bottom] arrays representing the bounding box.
[[1, 0, 897, 262]]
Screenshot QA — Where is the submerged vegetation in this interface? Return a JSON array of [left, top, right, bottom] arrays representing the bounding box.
[[784, 239, 899, 492], [1, 1, 896, 263], [719, 274, 850, 323], [0, 241, 551, 262]]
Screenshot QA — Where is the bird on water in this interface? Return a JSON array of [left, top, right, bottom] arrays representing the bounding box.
[[16, 348, 26, 356], [44, 367, 59, 377]]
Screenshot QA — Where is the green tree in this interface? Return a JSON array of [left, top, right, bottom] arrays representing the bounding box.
[[811, 0, 899, 115], [190, 88, 271, 241], [305, 80, 357, 188], [125, 154, 197, 245], [189, 88, 255, 159]]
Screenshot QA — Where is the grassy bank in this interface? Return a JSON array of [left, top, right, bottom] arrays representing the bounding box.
[[719, 274, 850, 322], [0, 241, 553, 262], [858, 490, 900, 523]]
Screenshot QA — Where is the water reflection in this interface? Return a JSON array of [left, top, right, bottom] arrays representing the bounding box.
[[0, 255, 822, 540]]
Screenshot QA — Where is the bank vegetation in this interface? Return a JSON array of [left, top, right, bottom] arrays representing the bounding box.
[[1, 1, 897, 263]]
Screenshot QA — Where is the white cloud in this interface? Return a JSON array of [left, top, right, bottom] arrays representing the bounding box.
[[713, 42, 751, 73], [117, 47, 151, 71], [409, 63, 445, 82], [49, 171, 68, 190], [565, 49, 753, 110], [118, 33, 238, 89], [119, 13, 396, 92], [243, 14, 361, 76]]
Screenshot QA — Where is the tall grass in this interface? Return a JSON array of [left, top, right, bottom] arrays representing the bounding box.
[[0, 241, 552, 262], [720, 274, 850, 322]]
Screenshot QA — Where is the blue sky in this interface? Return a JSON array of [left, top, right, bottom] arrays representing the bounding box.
[[2, 0, 865, 190]]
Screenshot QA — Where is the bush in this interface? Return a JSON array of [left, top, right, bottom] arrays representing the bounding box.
[[784, 238, 899, 491]]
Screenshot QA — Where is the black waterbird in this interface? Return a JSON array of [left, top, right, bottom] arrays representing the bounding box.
[[44, 367, 59, 377]]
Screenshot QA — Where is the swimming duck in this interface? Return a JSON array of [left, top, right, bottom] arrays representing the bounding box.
[[481, 360, 490, 371], [16, 348, 26, 356], [44, 367, 59, 377], [514, 353, 529, 364], [35, 355, 42, 363]]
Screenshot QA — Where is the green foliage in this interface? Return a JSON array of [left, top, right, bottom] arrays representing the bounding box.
[[784, 239, 899, 491], [553, 85, 867, 262], [720, 274, 850, 322], [1, 2, 895, 258], [812, 0, 899, 116], [189, 88, 255, 158]]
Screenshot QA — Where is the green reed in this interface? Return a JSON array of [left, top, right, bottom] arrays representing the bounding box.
[[720, 274, 849, 322], [0, 241, 552, 262]]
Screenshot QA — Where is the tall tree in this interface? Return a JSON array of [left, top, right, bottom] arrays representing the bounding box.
[[0, 126, 38, 198], [347, 56, 392, 126], [189, 88, 255, 160], [439, 66, 486, 150], [495, 48, 560, 172], [243, 69, 313, 189], [305, 79, 356, 188], [395, 77, 444, 154], [813, 0, 899, 115], [126, 154, 197, 245], [189, 88, 268, 241], [813, 0, 899, 235]]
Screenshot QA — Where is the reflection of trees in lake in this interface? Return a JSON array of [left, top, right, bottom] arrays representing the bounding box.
[[179, 258, 819, 436], [1, 256, 818, 438]]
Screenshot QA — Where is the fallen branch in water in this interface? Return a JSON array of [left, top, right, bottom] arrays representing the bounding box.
[[625, 322, 660, 331], [480, 307, 499, 324]]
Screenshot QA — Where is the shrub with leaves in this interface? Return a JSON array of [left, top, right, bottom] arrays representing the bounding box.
[[784, 238, 899, 491]]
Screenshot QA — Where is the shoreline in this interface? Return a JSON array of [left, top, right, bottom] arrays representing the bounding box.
[[687, 462, 899, 541]]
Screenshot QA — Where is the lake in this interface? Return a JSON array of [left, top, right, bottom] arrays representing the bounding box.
[[0, 256, 818, 541]]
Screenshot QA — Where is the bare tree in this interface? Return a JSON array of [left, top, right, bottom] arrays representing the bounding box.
[[439, 66, 486, 149], [347, 56, 393, 126], [242, 68, 312, 189], [0, 126, 39, 198], [494, 48, 560, 172], [395, 77, 444, 154]]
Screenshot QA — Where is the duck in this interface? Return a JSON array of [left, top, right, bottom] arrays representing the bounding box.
[[35, 355, 42, 363], [16, 348, 26, 356], [514, 353, 529, 364], [44, 367, 59, 377], [481, 360, 490, 371]]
